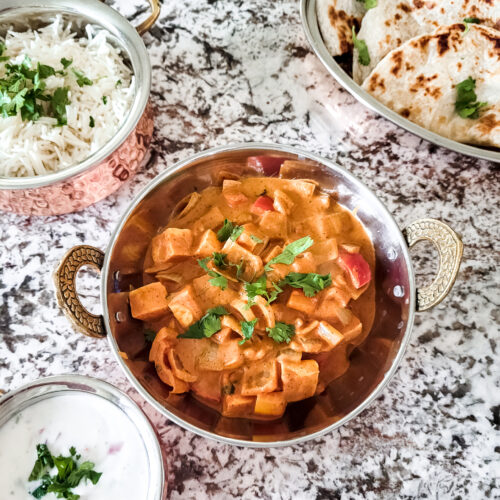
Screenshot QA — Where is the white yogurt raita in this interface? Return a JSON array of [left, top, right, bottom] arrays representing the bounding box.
[[0, 392, 150, 499]]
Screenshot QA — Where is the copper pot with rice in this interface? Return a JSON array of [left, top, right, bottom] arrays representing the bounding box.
[[0, 0, 159, 216]]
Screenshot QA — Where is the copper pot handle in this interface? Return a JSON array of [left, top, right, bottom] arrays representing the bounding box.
[[100, 0, 160, 35], [403, 218, 463, 312], [53, 245, 106, 338], [136, 0, 161, 36]]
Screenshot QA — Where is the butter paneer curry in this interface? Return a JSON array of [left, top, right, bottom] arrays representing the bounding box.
[[129, 157, 375, 420]]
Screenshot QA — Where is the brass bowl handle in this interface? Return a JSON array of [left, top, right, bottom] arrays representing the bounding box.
[[99, 0, 160, 35], [53, 245, 106, 338], [403, 218, 463, 312], [136, 0, 161, 36]]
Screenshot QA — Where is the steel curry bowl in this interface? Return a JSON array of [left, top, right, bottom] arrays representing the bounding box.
[[54, 143, 463, 447], [0, 0, 158, 216]]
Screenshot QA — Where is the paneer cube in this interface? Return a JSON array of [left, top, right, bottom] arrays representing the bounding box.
[[279, 359, 319, 402], [254, 392, 287, 417], [193, 205, 225, 234], [191, 371, 222, 402], [341, 315, 363, 343], [152, 228, 193, 265], [241, 359, 279, 396], [222, 180, 249, 207], [222, 394, 256, 417], [129, 282, 169, 321], [310, 238, 338, 263], [315, 321, 344, 350], [194, 229, 222, 258], [236, 223, 268, 254], [222, 239, 263, 281], [273, 190, 294, 215], [258, 211, 288, 240], [168, 285, 203, 328], [286, 290, 318, 315]]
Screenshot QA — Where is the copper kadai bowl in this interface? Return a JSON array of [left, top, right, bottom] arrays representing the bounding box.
[[0, 0, 159, 216], [54, 143, 463, 447]]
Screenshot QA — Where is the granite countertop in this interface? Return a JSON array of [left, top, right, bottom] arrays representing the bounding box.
[[0, 1, 499, 498]]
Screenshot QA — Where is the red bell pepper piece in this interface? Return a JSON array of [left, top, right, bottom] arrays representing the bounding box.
[[247, 156, 287, 177], [251, 195, 275, 215], [338, 251, 372, 289]]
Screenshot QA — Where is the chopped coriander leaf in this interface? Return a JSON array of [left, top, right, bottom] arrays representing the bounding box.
[[280, 272, 332, 297], [352, 26, 370, 66], [244, 274, 267, 307], [115, 79, 122, 87], [144, 329, 156, 343], [28, 444, 102, 499], [29, 444, 54, 481], [197, 256, 228, 290], [212, 251, 228, 268], [72, 68, 93, 87], [217, 219, 244, 242], [36, 62, 55, 79], [239, 318, 258, 345], [463, 17, 480, 34], [177, 306, 228, 339], [0, 41, 5, 56], [232, 259, 245, 280], [51, 87, 70, 126], [61, 57, 73, 69], [102, 95, 107, 105], [250, 234, 263, 244], [266, 322, 295, 344], [265, 236, 314, 271], [455, 77, 488, 119], [244, 274, 282, 307], [230, 225, 244, 241], [89, 115, 95, 128]]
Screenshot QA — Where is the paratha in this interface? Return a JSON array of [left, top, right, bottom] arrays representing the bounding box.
[[353, 0, 500, 84], [316, 0, 366, 56], [362, 24, 500, 148]]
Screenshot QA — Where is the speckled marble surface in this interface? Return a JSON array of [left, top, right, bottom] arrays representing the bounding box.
[[0, 1, 499, 498]]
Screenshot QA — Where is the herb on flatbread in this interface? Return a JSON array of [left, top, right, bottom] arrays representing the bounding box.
[[357, 0, 377, 9], [463, 17, 480, 34], [455, 77, 488, 119], [351, 27, 370, 66]]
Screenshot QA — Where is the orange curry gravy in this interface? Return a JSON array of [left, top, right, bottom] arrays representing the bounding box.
[[129, 162, 375, 420]]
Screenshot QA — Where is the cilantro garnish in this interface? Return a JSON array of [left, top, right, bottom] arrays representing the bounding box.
[[102, 96, 107, 105], [89, 116, 95, 128], [250, 234, 263, 243], [51, 87, 70, 126], [352, 26, 370, 66], [0, 41, 5, 56], [239, 318, 258, 345], [60, 57, 73, 69], [266, 322, 295, 344], [280, 272, 332, 297], [217, 219, 244, 242], [212, 252, 228, 268], [244, 275, 282, 307], [198, 257, 228, 290], [115, 79, 122, 87], [144, 329, 156, 343], [71, 68, 93, 87], [455, 77, 488, 119], [264, 236, 314, 271], [28, 444, 102, 499], [463, 17, 480, 34], [177, 306, 228, 339]]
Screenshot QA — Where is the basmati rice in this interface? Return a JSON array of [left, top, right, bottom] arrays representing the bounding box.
[[0, 16, 134, 178]]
